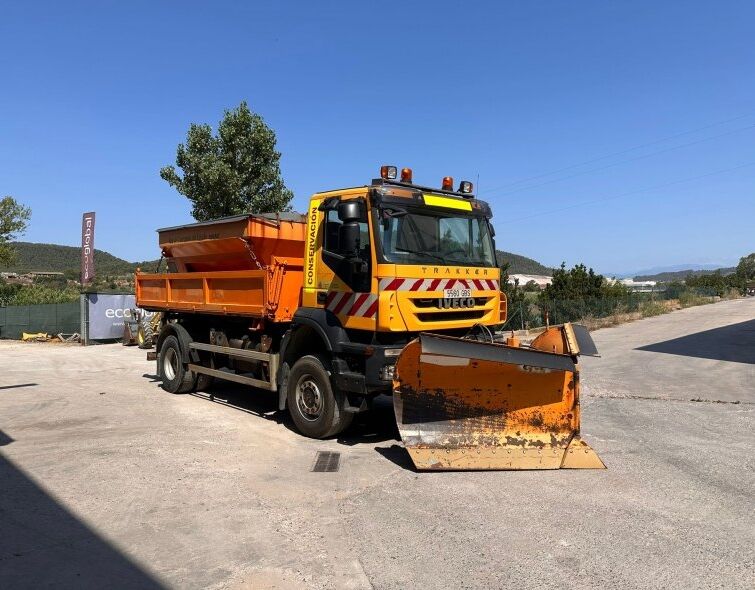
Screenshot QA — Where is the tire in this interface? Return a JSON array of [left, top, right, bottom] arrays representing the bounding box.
[[136, 325, 148, 348], [158, 335, 196, 394], [137, 316, 154, 349], [286, 355, 353, 439]]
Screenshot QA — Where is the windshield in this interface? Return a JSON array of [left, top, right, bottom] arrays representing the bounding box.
[[378, 207, 496, 267]]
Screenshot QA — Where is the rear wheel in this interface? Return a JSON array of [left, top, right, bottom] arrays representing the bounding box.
[[158, 335, 196, 393], [287, 355, 352, 438]]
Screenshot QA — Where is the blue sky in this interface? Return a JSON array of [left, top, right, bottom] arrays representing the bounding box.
[[1, 1, 753, 275]]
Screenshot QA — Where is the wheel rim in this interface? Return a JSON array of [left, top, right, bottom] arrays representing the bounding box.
[[163, 347, 178, 381], [296, 375, 323, 421]]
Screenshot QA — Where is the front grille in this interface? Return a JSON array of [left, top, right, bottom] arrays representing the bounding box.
[[416, 310, 486, 322], [412, 297, 490, 309]]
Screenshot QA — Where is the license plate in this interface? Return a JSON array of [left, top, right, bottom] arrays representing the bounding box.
[[443, 288, 472, 299]]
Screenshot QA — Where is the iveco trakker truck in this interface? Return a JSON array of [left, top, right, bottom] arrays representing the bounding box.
[[136, 166, 604, 470]]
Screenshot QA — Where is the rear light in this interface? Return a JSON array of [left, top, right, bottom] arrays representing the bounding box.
[[401, 168, 413, 183], [442, 176, 454, 191], [458, 180, 473, 194], [381, 165, 397, 180], [499, 293, 508, 324]]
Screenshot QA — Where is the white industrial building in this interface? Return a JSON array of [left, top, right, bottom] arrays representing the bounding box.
[[509, 274, 552, 289]]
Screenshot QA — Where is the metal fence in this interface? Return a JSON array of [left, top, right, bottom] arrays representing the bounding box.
[[0, 302, 81, 339]]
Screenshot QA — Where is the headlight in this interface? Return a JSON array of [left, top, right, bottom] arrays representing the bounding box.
[[379, 364, 396, 381]]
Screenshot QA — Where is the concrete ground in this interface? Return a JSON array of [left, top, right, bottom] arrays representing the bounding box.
[[1, 298, 753, 589]]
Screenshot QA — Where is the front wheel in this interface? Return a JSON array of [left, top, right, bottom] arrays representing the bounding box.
[[158, 335, 196, 393], [287, 355, 352, 438]]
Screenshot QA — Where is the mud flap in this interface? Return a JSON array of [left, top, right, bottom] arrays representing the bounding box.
[[392, 327, 605, 471]]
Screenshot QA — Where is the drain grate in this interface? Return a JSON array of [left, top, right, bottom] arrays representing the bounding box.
[[311, 451, 341, 472]]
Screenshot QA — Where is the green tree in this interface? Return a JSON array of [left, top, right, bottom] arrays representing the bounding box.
[[160, 101, 294, 221], [684, 271, 730, 296], [540, 263, 604, 302], [735, 253, 755, 281], [538, 263, 628, 322], [0, 196, 32, 266]]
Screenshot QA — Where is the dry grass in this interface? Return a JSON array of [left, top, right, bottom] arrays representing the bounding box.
[[513, 292, 741, 336], [581, 297, 711, 330]]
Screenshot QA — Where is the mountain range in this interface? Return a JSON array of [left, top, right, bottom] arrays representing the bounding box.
[[2, 242, 553, 277], [1, 242, 159, 276]]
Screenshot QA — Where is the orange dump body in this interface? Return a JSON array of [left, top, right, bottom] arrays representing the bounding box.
[[136, 213, 306, 322]]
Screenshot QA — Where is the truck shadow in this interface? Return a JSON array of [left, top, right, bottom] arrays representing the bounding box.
[[188, 382, 286, 424], [635, 319, 755, 364], [374, 444, 418, 472], [151, 379, 412, 470], [0, 431, 165, 588], [186, 383, 401, 446]]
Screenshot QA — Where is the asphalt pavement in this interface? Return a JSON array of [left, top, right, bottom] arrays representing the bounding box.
[[1, 298, 753, 589]]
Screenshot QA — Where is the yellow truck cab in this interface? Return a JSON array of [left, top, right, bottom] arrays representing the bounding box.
[[287, 166, 504, 405]]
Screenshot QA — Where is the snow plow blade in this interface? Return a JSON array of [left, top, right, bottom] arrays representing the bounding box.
[[392, 324, 605, 471]]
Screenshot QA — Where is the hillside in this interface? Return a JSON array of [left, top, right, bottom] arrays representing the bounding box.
[[0, 242, 159, 276], [496, 250, 553, 275], [2, 242, 552, 278], [635, 267, 735, 282]]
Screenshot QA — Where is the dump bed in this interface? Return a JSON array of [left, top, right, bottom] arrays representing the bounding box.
[[136, 213, 306, 322]]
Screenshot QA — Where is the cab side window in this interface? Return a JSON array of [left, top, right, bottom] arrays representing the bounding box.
[[324, 210, 342, 253], [321, 200, 371, 293]]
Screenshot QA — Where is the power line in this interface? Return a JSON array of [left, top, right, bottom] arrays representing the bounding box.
[[486, 122, 755, 197], [503, 160, 755, 223], [479, 110, 755, 195]]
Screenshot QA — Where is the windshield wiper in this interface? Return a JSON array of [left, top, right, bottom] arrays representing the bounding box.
[[395, 247, 449, 263]]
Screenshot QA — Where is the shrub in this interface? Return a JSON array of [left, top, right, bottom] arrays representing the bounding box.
[[678, 290, 711, 308], [640, 301, 667, 317]]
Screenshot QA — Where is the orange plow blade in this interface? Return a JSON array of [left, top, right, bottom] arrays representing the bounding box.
[[392, 325, 605, 471]]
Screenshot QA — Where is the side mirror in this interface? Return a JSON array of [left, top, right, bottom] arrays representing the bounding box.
[[339, 222, 361, 258], [337, 200, 367, 222], [318, 197, 339, 212]]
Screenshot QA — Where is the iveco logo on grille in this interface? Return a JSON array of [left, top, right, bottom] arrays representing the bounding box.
[[437, 297, 476, 309]]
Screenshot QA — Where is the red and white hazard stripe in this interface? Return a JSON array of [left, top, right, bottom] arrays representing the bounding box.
[[325, 292, 378, 318], [378, 278, 499, 291]]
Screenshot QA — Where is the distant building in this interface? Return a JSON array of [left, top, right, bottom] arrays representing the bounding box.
[[28, 271, 65, 278], [509, 274, 552, 289], [616, 278, 662, 293]]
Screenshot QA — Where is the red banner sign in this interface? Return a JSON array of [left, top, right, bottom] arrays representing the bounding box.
[[80, 212, 96, 284]]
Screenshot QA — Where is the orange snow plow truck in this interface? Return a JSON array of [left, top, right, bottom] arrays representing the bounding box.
[[136, 166, 605, 470]]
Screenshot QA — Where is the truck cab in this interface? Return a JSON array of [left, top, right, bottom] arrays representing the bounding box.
[[286, 167, 503, 410]]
